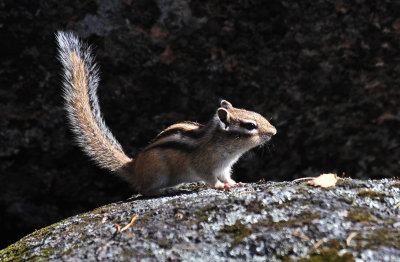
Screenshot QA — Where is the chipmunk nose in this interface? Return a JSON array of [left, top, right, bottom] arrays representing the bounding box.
[[266, 127, 277, 136]]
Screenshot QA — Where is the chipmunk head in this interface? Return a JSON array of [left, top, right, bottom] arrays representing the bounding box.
[[216, 100, 276, 149]]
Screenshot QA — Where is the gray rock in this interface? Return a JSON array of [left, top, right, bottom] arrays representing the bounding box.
[[1, 178, 399, 261]]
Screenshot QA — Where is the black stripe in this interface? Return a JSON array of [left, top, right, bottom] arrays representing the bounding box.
[[185, 126, 208, 139], [143, 140, 196, 153], [155, 123, 206, 141], [155, 128, 181, 140], [144, 121, 213, 152]]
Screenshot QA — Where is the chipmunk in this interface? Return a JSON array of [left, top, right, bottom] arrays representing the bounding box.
[[56, 31, 277, 195]]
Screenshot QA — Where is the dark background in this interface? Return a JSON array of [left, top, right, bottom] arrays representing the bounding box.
[[1, 0, 399, 249]]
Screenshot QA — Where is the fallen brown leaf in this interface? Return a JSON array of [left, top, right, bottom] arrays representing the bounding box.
[[175, 212, 184, 220], [293, 173, 339, 188], [308, 173, 338, 188]]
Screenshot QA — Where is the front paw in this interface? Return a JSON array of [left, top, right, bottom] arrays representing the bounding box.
[[225, 179, 244, 187], [214, 180, 232, 191]]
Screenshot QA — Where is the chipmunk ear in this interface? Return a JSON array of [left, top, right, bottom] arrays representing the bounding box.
[[217, 108, 230, 127], [220, 99, 233, 109]]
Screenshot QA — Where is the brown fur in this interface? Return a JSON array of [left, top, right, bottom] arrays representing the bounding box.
[[227, 108, 276, 136], [69, 53, 131, 171], [59, 32, 276, 196], [120, 105, 277, 195]]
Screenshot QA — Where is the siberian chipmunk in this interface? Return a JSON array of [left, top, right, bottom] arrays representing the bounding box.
[[56, 31, 277, 195]]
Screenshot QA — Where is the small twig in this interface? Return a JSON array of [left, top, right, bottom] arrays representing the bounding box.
[[394, 202, 400, 210], [310, 239, 324, 252], [115, 215, 138, 233], [96, 243, 110, 253], [291, 232, 310, 240], [292, 177, 314, 182], [346, 232, 358, 247]]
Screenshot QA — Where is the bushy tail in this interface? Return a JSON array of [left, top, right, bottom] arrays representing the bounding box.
[[56, 31, 131, 172]]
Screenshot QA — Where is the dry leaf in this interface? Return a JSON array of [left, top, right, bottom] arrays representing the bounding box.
[[308, 173, 338, 188], [175, 212, 184, 220]]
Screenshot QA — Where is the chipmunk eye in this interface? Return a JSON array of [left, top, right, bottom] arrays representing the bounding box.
[[241, 122, 257, 130]]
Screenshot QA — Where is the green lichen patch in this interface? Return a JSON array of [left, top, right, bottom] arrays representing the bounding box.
[[0, 220, 65, 261], [388, 182, 400, 189], [120, 248, 152, 258], [138, 212, 152, 222], [295, 186, 311, 196], [275, 254, 295, 262], [244, 199, 269, 213], [270, 197, 299, 208], [121, 248, 138, 257], [186, 204, 219, 226], [288, 210, 320, 225], [337, 197, 354, 205], [300, 198, 322, 206], [324, 239, 345, 250], [40, 246, 57, 260], [346, 208, 377, 223], [196, 205, 218, 222], [92, 206, 111, 215], [254, 210, 320, 228], [0, 241, 33, 262], [157, 240, 173, 249], [219, 220, 253, 250], [354, 228, 400, 249], [336, 179, 367, 189], [30, 222, 60, 242], [358, 190, 393, 202], [298, 248, 354, 262], [58, 247, 74, 257], [253, 219, 273, 228]]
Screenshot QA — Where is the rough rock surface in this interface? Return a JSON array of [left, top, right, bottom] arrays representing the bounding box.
[[1, 179, 399, 261], [1, 0, 400, 249]]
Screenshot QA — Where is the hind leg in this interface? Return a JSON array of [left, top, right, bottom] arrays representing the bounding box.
[[132, 150, 171, 194]]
